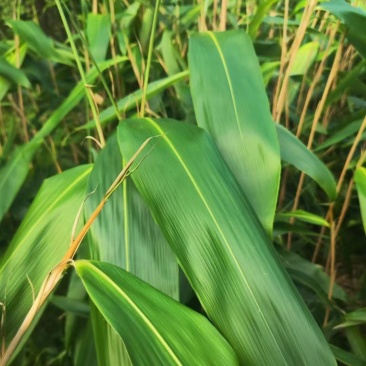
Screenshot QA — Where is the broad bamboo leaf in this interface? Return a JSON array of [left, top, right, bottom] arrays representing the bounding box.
[[86, 14, 111, 63], [75, 260, 238, 365], [84, 134, 179, 365], [118, 117, 336, 365], [0, 58, 126, 223], [79, 71, 189, 131], [320, 0, 366, 59], [189, 31, 281, 235], [355, 167, 366, 233], [276, 123, 337, 200], [0, 165, 92, 348]]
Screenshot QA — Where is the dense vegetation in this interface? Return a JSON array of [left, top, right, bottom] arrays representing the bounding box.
[[0, 0, 365, 365]]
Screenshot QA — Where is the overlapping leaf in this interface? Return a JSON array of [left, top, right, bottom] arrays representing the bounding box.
[[118, 117, 336, 365], [276, 123, 337, 200], [0, 165, 92, 348], [84, 134, 179, 365], [75, 260, 238, 366]]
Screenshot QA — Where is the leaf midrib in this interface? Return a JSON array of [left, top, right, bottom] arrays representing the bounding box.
[[144, 118, 285, 361]]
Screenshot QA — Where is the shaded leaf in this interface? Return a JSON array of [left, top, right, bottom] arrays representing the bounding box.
[[0, 57, 30, 88], [0, 165, 92, 347], [7, 20, 72, 65], [276, 123, 337, 200], [0, 44, 27, 101], [75, 260, 238, 366], [0, 58, 126, 223], [330, 344, 366, 366], [335, 307, 366, 329], [84, 134, 179, 365], [355, 167, 366, 233], [279, 249, 347, 303], [79, 71, 189, 131]]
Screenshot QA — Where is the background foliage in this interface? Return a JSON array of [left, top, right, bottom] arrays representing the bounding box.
[[0, 0, 365, 365]]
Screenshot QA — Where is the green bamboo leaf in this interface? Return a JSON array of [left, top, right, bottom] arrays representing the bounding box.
[[276, 123, 337, 200], [0, 141, 42, 222], [278, 249, 347, 304], [159, 31, 192, 113], [315, 119, 363, 152], [334, 307, 366, 329], [189, 31, 281, 235], [75, 260, 238, 365], [0, 57, 126, 223], [0, 165, 92, 349], [85, 134, 178, 297], [290, 42, 319, 76], [320, 0, 366, 59], [355, 167, 366, 233], [86, 13, 111, 63], [276, 209, 330, 227], [0, 44, 27, 101], [330, 344, 366, 366], [0, 57, 30, 88], [118, 117, 336, 365], [6, 20, 73, 65], [78, 71, 189, 131], [248, 0, 278, 39], [84, 134, 179, 365]]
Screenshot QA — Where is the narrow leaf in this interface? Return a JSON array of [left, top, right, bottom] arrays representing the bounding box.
[[7, 20, 72, 64], [355, 167, 366, 233], [79, 71, 189, 131], [276, 123, 337, 200], [75, 260, 238, 366], [0, 57, 30, 88], [276, 209, 330, 227]]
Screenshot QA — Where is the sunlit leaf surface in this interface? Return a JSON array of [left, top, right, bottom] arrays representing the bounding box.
[[75, 260, 238, 366], [118, 117, 336, 365]]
